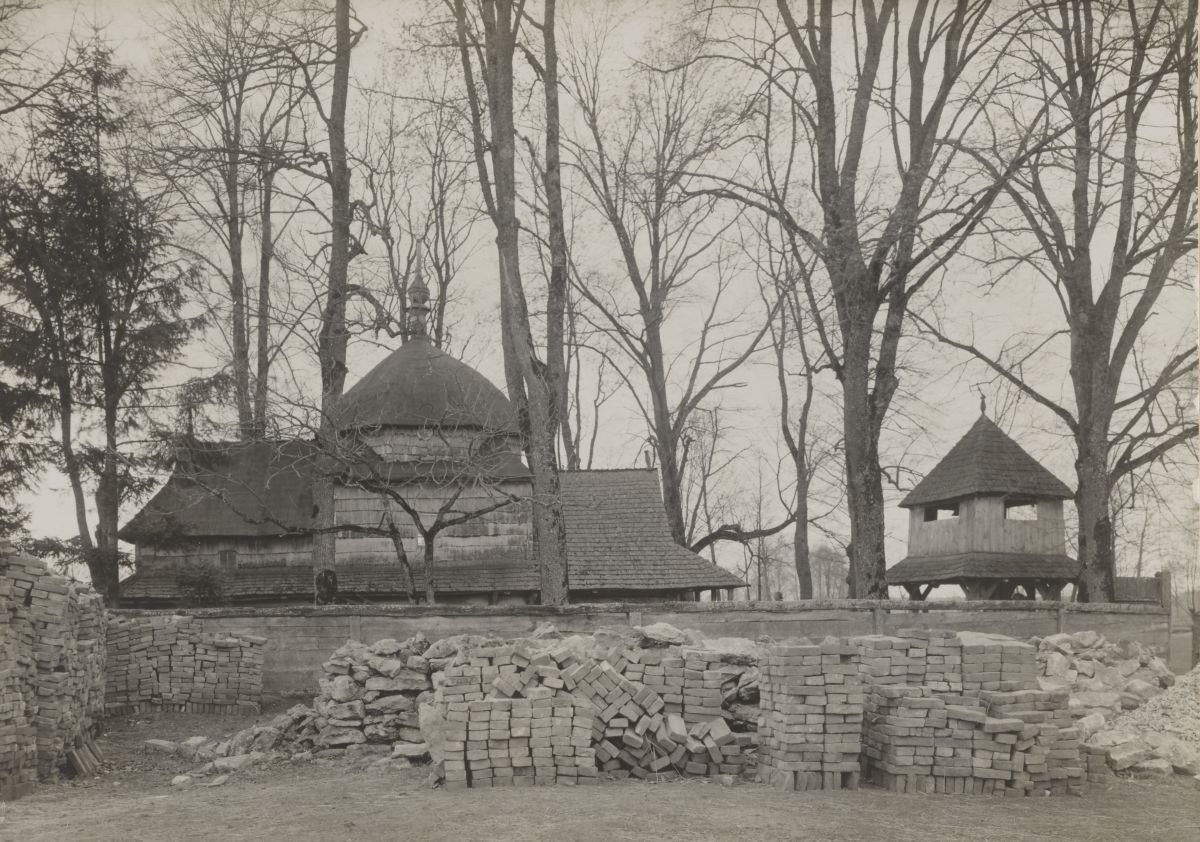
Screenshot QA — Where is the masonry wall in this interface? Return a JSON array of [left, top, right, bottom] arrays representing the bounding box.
[[108, 600, 1170, 695], [0, 542, 106, 798]]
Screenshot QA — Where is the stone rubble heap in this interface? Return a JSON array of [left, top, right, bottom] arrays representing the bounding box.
[[0, 542, 106, 798], [442, 690, 596, 788], [757, 640, 863, 791], [1032, 631, 1175, 721], [106, 615, 264, 715], [154, 632, 436, 781], [1080, 664, 1200, 781]]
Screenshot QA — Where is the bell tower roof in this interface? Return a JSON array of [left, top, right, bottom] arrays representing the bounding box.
[[900, 414, 1073, 508]]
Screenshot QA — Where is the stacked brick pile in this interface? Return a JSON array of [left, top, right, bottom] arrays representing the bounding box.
[[437, 640, 755, 781], [854, 629, 1086, 797], [1, 542, 106, 796], [757, 640, 864, 791], [441, 689, 597, 788], [105, 615, 264, 714], [959, 632, 1038, 693]]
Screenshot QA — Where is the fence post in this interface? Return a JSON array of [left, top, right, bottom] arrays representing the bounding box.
[[873, 605, 884, 635], [1158, 570, 1172, 611], [1056, 604, 1065, 634]]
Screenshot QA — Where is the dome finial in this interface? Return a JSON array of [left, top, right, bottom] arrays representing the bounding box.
[[407, 240, 430, 340]]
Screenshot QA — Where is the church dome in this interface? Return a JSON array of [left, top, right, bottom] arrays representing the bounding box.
[[336, 338, 518, 433]]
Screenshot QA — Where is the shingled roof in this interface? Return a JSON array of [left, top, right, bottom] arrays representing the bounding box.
[[119, 460, 745, 602], [901, 414, 1073, 508], [336, 337, 518, 433], [120, 440, 318, 542], [558, 469, 746, 592], [886, 552, 1080, 585]]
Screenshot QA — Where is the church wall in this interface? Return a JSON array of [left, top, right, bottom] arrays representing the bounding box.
[[360, 429, 521, 463], [136, 535, 314, 571], [333, 478, 532, 565]]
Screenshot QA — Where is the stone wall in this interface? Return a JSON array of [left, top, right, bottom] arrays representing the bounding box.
[[109, 600, 1171, 695], [105, 615, 265, 715], [0, 542, 106, 798]]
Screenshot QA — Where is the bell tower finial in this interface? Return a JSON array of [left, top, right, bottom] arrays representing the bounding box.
[[407, 240, 430, 340]]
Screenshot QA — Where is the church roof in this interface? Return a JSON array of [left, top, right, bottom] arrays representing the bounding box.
[[336, 338, 518, 433], [900, 414, 1073, 508], [120, 439, 318, 542], [886, 552, 1080, 585]]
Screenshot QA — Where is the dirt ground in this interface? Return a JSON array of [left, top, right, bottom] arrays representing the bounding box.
[[3, 705, 1198, 842]]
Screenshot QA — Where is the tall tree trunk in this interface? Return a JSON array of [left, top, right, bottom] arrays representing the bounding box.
[[226, 165, 252, 438], [539, 0, 577, 471], [841, 330, 888, 598], [644, 319, 686, 545], [793, 483, 812, 600], [92, 393, 122, 605], [1075, 425, 1116, 602], [476, 0, 569, 605], [253, 160, 274, 435], [312, 0, 353, 600]]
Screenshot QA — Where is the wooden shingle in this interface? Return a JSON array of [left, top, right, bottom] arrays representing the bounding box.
[[900, 415, 1072, 508]]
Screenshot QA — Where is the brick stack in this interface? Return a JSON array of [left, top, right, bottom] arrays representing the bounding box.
[[1, 542, 107, 796], [757, 640, 863, 791], [105, 615, 264, 714], [906, 629, 962, 693], [979, 689, 1084, 795], [853, 629, 1086, 797], [440, 690, 597, 788], [959, 632, 1038, 693]]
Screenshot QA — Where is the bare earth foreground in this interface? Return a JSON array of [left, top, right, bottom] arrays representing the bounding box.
[[3, 707, 1198, 842]]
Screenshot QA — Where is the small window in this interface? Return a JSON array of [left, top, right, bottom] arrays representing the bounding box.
[[923, 504, 959, 522], [219, 549, 238, 570], [1005, 500, 1038, 521]]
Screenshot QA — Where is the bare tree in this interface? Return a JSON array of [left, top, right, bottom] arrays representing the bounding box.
[[0, 0, 69, 124], [447, 0, 569, 604], [155, 0, 306, 438], [914, 0, 1197, 601], [353, 58, 481, 350], [563, 29, 782, 551], [700, 0, 1025, 596]]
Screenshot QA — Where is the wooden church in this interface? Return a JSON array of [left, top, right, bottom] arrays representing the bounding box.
[[886, 413, 1079, 601], [117, 270, 745, 607]]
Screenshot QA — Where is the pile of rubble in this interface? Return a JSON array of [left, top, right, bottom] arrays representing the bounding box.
[[1033, 631, 1175, 721], [147, 633, 436, 784], [1080, 664, 1200, 781]]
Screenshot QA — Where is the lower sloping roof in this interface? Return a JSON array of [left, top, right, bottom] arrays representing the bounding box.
[[886, 552, 1081, 585], [559, 470, 746, 592]]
